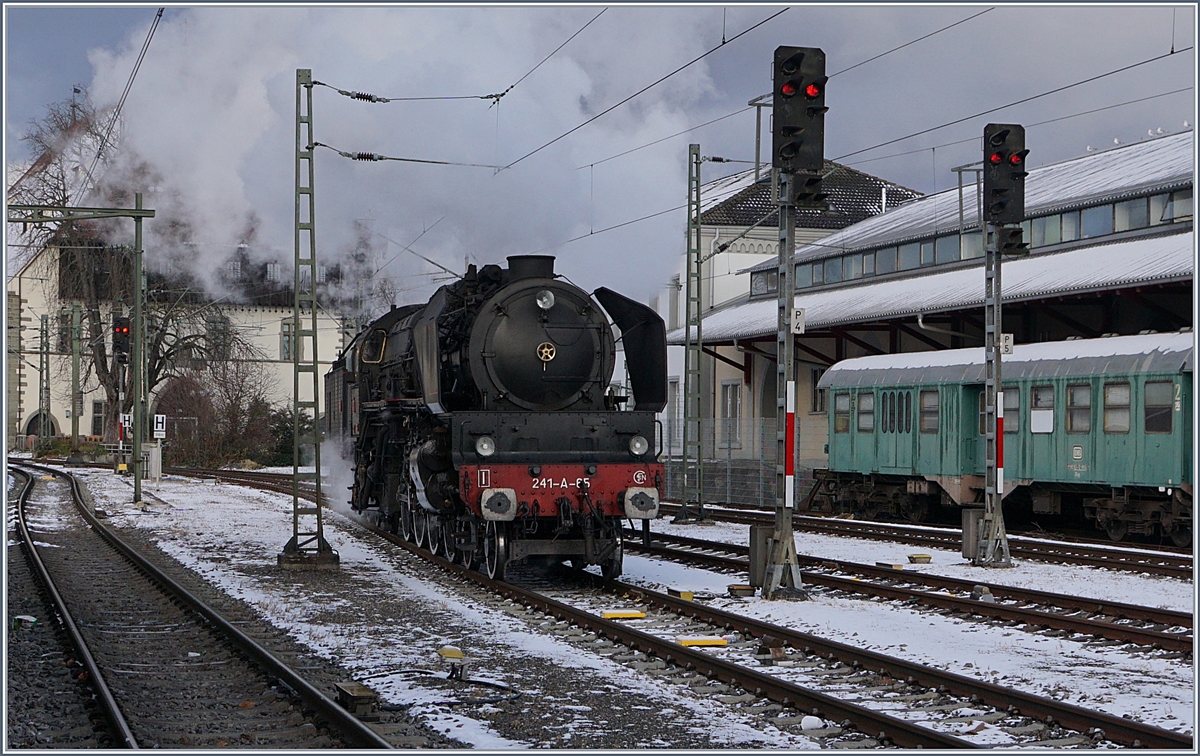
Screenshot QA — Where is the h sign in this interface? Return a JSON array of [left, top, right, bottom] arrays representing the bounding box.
[[153, 414, 167, 439]]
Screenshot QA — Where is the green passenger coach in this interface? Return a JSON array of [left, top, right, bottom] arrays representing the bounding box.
[[814, 332, 1193, 547]]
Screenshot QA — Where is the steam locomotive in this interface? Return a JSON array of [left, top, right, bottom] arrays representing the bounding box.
[[325, 255, 667, 579]]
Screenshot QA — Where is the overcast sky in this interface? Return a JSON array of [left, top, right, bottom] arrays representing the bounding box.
[[4, 4, 1197, 308]]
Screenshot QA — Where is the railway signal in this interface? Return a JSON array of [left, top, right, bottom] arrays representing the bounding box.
[[983, 123, 1029, 224], [772, 46, 828, 178], [995, 226, 1029, 256], [112, 316, 131, 359]]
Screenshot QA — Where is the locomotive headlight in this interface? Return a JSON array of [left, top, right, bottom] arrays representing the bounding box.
[[629, 435, 649, 456], [535, 289, 556, 310], [475, 435, 496, 457]]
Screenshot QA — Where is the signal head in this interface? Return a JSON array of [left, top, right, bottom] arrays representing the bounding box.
[[781, 81, 797, 97], [804, 82, 821, 98], [989, 152, 1004, 165]]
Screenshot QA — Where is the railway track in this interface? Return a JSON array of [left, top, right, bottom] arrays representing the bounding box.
[[10, 461, 394, 749], [659, 502, 1194, 579], [622, 529, 1194, 653], [180, 466, 1191, 748]]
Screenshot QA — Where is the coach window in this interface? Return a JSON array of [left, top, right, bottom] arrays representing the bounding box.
[[919, 390, 939, 433], [857, 392, 875, 432], [1031, 385, 1055, 433], [1004, 389, 1019, 433], [1103, 382, 1131, 433], [1066, 384, 1091, 433], [1144, 381, 1174, 433], [361, 328, 387, 364], [904, 391, 913, 433], [833, 393, 851, 433]]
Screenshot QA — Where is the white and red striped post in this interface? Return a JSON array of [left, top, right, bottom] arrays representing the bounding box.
[[784, 381, 796, 508]]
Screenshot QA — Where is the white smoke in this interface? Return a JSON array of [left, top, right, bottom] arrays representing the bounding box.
[[84, 7, 725, 308]]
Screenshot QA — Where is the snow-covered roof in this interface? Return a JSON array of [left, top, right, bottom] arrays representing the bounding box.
[[819, 331, 1194, 388], [748, 130, 1194, 273], [668, 230, 1193, 343]]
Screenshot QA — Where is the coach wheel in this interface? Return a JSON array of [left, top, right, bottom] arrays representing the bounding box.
[[902, 497, 929, 524], [1169, 526, 1191, 549], [415, 513, 429, 547], [1103, 518, 1128, 542], [457, 519, 479, 569], [483, 521, 508, 581]]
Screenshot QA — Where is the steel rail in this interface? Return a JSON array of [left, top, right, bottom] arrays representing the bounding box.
[[625, 538, 1192, 652], [633, 528, 1194, 628], [11, 463, 140, 749], [609, 581, 1194, 749], [659, 503, 1193, 578], [14, 462, 394, 750]]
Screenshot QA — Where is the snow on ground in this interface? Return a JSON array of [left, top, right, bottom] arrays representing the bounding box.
[[654, 517, 1195, 613], [74, 470, 817, 749], [632, 520, 1196, 734]]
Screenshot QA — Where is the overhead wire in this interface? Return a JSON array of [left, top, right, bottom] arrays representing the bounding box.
[[312, 141, 505, 170], [833, 46, 1194, 162], [488, 8, 608, 107], [503, 8, 788, 170]]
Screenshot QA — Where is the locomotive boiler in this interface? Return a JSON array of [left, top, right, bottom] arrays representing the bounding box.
[[326, 255, 667, 579]]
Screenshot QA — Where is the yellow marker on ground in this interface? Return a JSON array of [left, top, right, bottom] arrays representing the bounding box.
[[667, 588, 694, 601], [677, 635, 728, 647], [602, 609, 646, 619], [436, 646, 465, 660]]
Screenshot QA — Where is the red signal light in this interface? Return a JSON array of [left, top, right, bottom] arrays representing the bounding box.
[[804, 82, 821, 98], [989, 152, 1004, 165], [1008, 153, 1023, 165], [780, 81, 797, 97]]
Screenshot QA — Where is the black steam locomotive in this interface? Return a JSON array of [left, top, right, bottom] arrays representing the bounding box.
[[325, 255, 667, 579]]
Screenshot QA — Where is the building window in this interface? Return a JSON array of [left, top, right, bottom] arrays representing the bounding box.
[[1061, 210, 1080, 242], [1164, 188, 1193, 222], [824, 257, 842, 284], [811, 367, 827, 413], [862, 252, 876, 276], [720, 381, 741, 445], [811, 262, 824, 285], [316, 264, 328, 283], [844, 253, 862, 280], [206, 316, 231, 361], [833, 392, 850, 433], [1144, 381, 1173, 433], [56, 312, 71, 353], [920, 241, 935, 266], [225, 258, 242, 281], [281, 319, 297, 361], [794, 264, 813, 289], [919, 390, 939, 433], [876, 247, 898, 274], [1103, 382, 1130, 433], [1114, 197, 1149, 232], [1031, 215, 1061, 248], [1066, 384, 1091, 433], [91, 401, 106, 437], [960, 231, 983, 260], [934, 235, 959, 264], [266, 262, 281, 282], [1080, 205, 1113, 239], [857, 392, 874, 432]]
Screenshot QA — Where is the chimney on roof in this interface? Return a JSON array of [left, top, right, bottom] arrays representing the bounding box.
[[880, 185, 888, 214]]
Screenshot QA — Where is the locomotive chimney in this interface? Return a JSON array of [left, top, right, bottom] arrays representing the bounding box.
[[507, 255, 555, 281]]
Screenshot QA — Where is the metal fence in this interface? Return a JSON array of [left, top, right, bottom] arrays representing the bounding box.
[[661, 418, 785, 508]]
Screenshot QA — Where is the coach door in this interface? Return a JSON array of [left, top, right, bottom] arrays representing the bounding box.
[[876, 389, 913, 472]]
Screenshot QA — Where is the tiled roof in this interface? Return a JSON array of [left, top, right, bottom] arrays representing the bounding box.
[[668, 230, 1193, 344], [748, 131, 1194, 273], [699, 161, 922, 231]]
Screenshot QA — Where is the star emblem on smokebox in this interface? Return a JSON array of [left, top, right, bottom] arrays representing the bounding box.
[[536, 342, 557, 362]]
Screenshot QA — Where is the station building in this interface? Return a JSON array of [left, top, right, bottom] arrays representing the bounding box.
[[663, 130, 1194, 505]]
